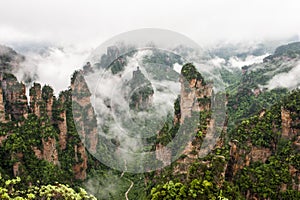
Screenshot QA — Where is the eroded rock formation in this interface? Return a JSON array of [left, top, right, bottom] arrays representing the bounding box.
[[0, 72, 89, 180]]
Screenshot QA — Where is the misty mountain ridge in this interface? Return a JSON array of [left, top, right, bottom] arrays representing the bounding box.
[[0, 39, 300, 199], [0, 45, 25, 73]]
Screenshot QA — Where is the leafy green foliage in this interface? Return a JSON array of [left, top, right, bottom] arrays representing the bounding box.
[[227, 89, 300, 199], [2, 42, 300, 200], [0, 175, 96, 199], [265, 42, 300, 60], [150, 87, 300, 199], [150, 159, 229, 200], [235, 158, 291, 199], [181, 63, 205, 84]]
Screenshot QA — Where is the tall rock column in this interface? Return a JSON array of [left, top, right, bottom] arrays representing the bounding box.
[[180, 63, 212, 124], [41, 85, 54, 119], [1, 74, 28, 121], [0, 85, 5, 121], [29, 83, 42, 117], [57, 94, 68, 150], [71, 71, 98, 154]]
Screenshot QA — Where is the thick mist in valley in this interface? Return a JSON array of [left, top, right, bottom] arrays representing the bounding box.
[[1, 1, 300, 199]]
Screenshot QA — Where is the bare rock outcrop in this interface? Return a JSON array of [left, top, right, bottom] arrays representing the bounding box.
[[0, 86, 6, 121], [29, 83, 42, 117], [42, 137, 60, 165], [157, 64, 214, 176], [57, 95, 68, 150], [71, 71, 98, 154], [0, 71, 91, 181], [180, 77, 212, 124], [155, 143, 171, 167], [0, 73, 28, 120], [281, 107, 292, 139], [73, 144, 88, 180]]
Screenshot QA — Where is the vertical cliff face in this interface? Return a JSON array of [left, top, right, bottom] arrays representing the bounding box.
[[56, 89, 89, 180], [0, 73, 28, 121], [41, 85, 54, 119], [71, 71, 98, 154], [29, 83, 61, 165], [155, 143, 172, 167], [29, 83, 55, 120], [281, 107, 292, 139], [127, 67, 154, 111], [42, 137, 60, 165], [0, 72, 90, 180], [280, 106, 300, 192], [0, 85, 6, 121], [29, 83, 42, 117], [281, 106, 300, 143], [154, 63, 214, 177], [180, 76, 212, 124], [73, 144, 88, 180], [226, 140, 273, 179], [173, 65, 213, 175], [57, 94, 68, 150]]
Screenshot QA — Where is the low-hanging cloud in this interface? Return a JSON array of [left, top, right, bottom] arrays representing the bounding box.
[[228, 54, 269, 68], [16, 45, 91, 94], [266, 62, 300, 90], [208, 54, 269, 70], [79, 49, 183, 172]]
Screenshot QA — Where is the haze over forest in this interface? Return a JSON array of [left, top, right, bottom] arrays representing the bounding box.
[[1, 1, 300, 199]]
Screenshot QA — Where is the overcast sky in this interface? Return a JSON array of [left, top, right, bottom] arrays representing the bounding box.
[[1, 0, 300, 48], [1, 0, 300, 93]]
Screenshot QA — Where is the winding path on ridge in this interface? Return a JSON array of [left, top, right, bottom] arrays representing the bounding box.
[[121, 159, 134, 200]]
